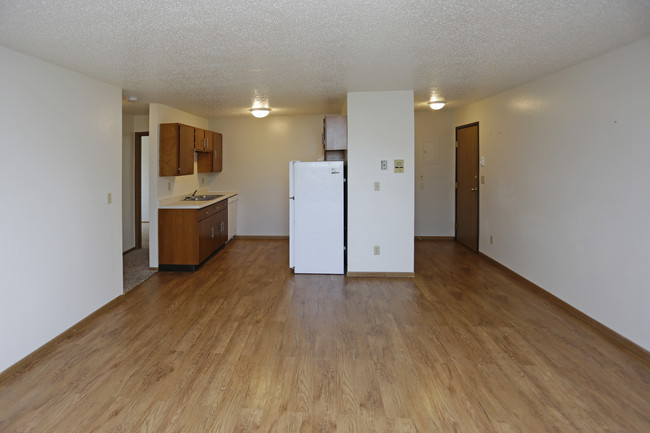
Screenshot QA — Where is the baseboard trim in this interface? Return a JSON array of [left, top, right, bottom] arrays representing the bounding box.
[[0, 292, 130, 382], [235, 235, 289, 240], [346, 272, 415, 278], [122, 247, 136, 255], [415, 236, 454, 241], [479, 252, 650, 365]]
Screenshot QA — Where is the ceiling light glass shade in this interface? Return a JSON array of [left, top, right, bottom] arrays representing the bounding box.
[[429, 100, 446, 110], [250, 107, 271, 118]]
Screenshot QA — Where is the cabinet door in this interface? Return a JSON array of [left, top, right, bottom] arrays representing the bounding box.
[[215, 208, 228, 249], [194, 128, 204, 151], [160, 123, 194, 176], [198, 213, 217, 263], [159, 123, 180, 176], [212, 132, 223, 172], [179, 124, 195, 175], [194, 128, 213, 152]]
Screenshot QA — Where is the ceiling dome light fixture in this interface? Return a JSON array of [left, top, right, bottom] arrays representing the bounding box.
[[127, 95, 138, 102], [250, 107, 271, 118], [429, 100, 446, 110]]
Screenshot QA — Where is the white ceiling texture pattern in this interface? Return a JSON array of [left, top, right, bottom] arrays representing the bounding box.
[[1, 0, 649, 117]]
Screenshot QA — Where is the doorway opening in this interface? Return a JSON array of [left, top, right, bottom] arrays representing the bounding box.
[[455, 122, 479, 252], [123, 132, 155, 292], [134, 132, 148, 250]]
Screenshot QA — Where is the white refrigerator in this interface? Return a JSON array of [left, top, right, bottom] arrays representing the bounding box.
[[289, 161, 344, 274]]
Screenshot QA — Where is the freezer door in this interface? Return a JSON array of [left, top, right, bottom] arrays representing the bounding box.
[[289, 161, 296, 269], [293, 161, 344, 274]]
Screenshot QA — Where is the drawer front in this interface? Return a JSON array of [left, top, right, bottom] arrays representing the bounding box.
[[196, 200, 227, 221]]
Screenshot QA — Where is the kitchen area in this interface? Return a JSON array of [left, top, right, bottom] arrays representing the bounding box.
[[154, 121, 240, 271], [152, 114, 346, 273], [125, 92, 417, 280]]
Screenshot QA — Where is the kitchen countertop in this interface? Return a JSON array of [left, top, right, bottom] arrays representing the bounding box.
[[158, 191, 238, 209]]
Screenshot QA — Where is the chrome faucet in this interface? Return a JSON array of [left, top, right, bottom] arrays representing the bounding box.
[[191, 189, 197, 197]]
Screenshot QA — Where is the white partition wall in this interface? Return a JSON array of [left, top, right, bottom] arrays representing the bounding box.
[[347, 91, 415, 274]]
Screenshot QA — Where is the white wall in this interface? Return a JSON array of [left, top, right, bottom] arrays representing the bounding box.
[[0, 46, 123, 373], [414, 110, 455, 236], [347, 91, 415, 273], [207, 113, 448, 239], [454, 36, 650, 350], [148, 104, 209, 267], [208, 115, 324, 236], [121, 114, 149, 251]]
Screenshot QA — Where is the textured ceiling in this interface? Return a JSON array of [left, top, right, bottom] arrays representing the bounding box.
[[1, 0, 649, 118]]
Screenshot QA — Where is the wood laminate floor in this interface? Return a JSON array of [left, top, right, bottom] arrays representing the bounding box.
[[1, 240, 648, 432]]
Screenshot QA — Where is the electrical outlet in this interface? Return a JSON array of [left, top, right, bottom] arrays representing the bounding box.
[[373, 245, 380, 255], [381, 160, 388, 170], [374, 181, 380, 191], [107, 193, 112, 204], [168, 182, 171, 191], [202, 177, 205, 185], [490, 235, 494, 244]]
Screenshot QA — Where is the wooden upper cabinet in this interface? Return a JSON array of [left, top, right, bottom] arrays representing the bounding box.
[[195, 128, 213, 152], [212, 132, 223, 172], [160, 123, 194, 176], [197, 131, 223, 173]]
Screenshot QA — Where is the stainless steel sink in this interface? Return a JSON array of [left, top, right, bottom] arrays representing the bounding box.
[[183, 194, 224, 201]]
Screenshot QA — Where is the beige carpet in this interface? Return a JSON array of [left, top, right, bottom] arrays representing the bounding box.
[[123, 223, 156, 292]]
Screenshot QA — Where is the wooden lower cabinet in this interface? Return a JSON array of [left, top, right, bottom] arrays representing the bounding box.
[[159, 200, 228, 271]]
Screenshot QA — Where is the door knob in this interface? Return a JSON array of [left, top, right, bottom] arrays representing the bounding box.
[[471, 187, 478, 191]]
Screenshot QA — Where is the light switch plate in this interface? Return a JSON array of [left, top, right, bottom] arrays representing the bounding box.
[[394, 159, 404, 173]]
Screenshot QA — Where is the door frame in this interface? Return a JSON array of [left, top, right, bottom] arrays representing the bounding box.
[[134, 132, 148, 250], [455, 122, 479, 252]]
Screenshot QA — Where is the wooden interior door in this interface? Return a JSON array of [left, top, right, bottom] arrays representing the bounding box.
[[455, 123, 479, 252]]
